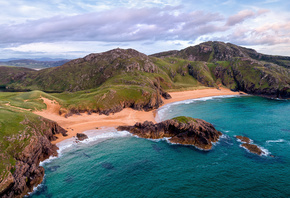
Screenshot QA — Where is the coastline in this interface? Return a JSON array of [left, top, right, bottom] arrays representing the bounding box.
[[34, 87, 245, 144]]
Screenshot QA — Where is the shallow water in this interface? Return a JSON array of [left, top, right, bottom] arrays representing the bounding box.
[[29, 96, 290, 198]]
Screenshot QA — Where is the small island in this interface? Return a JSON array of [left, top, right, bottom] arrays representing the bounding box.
[[118, 116, 222, 150]]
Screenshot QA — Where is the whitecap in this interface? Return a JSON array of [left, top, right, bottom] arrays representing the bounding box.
[[266, 139, 286, 143]]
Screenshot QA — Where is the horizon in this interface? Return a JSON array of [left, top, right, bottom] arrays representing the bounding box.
[[1, 0, 289, 59]]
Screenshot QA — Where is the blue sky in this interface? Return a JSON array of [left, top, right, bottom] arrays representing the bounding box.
[[0, 0, 289, 59]]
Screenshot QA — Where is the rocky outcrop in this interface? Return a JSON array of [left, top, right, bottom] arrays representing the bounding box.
[[240, 143, 265, 156], [0, 118, 67, 198], [235, 135, 251, 143], [76, 133, 88, 141], [236, 135, 265, 156], [117, 116, 222, 150]]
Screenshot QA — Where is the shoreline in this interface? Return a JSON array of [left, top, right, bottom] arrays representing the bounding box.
[[33, 87, 245, 144]]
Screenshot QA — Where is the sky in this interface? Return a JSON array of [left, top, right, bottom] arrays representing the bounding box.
[[0, 0, 289, 59]]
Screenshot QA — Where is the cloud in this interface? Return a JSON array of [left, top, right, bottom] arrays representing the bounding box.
[[212, 20, 290, 47], [226, 10, 255, 26], [1, 1, 289, 58], [226, 9, 268, 26], [0, 7, 227, 45]]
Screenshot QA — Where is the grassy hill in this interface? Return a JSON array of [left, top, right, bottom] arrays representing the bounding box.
[[151, 41, 290, 69], [151, 41, 290, 98], [1, 42, 288, 98]]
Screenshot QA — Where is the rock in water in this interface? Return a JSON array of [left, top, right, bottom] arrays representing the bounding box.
[[235, 135, 251, 143], [235, 135, 265, 156], [117, 116, 222, 150], [241, 143, 265, 156], [76, 133, 88, 141]]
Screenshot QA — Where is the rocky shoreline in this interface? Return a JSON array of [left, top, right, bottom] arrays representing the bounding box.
[[118, 116, 222, 150], [0, 118, 67, 198]]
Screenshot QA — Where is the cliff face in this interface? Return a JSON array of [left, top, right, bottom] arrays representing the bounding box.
[[0, 118, 67, 198], [117, 116, 222, 150], [213, 58, 290, 98]]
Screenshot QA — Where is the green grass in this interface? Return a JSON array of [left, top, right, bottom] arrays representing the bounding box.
[[0, 91, 60, 111], [0, 104, 43, 180], [172, 116, 197, 123]]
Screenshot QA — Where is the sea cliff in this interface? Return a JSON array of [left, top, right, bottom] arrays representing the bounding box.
[[0, 118, 67, 198]]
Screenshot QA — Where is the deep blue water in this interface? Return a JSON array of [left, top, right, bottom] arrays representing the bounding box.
[[29, 96, 290, 198]]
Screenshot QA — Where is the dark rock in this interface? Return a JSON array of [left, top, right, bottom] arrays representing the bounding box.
[[241, 143, 265, 156], [83, 153, 91, 158], [152, 144, 162, 152], [47, 165, 60, 172], [235, 135, 265, 156], [101, 162, 114, 170], [76, 133, 88, 141], [64, 175, 74, 183], [235, 135, 251, 143], [0, 118, 67, 198], [161, 91, 172, 99], [117, 116, 222, 150]]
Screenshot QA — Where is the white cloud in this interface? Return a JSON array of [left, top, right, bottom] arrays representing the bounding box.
[[226, 9, 268, 26], [0, 0, 289, 58], [0, 7, 228, 44]]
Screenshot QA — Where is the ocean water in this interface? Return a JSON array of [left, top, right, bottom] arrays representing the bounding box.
[[29, 96, 290, 198]]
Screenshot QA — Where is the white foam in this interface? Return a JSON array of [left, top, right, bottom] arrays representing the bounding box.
[[81, 128, 131, 144], [40, 128, 130, 166], [266, 139, 287, 143], [260, 146, 271, 156], [155, 95, 240, 122]]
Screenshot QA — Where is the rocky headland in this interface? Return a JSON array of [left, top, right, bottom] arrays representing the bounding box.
[[0, 118, 67, 198], [117, 116, 222, 150]]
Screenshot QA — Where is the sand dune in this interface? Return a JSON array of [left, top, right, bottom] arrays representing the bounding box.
[[34, 87, 245, 144]]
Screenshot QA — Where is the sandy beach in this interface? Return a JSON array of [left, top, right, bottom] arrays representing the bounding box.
[[34, 87, 245, 144]]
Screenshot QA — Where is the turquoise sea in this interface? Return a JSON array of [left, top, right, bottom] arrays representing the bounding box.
[[29, 95, 290, 198]]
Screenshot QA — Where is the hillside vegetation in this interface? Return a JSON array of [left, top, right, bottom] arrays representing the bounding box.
[[0, 42, 289, 99]]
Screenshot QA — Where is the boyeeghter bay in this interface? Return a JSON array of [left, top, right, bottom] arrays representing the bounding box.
[[0, 1, 289, 198]]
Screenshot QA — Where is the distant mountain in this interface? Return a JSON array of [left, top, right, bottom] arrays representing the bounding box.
[[33, 58, 68, 61], [0, 59, 70, 69], [151, 41, 290, 69], [0, 42, 289, 98]]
